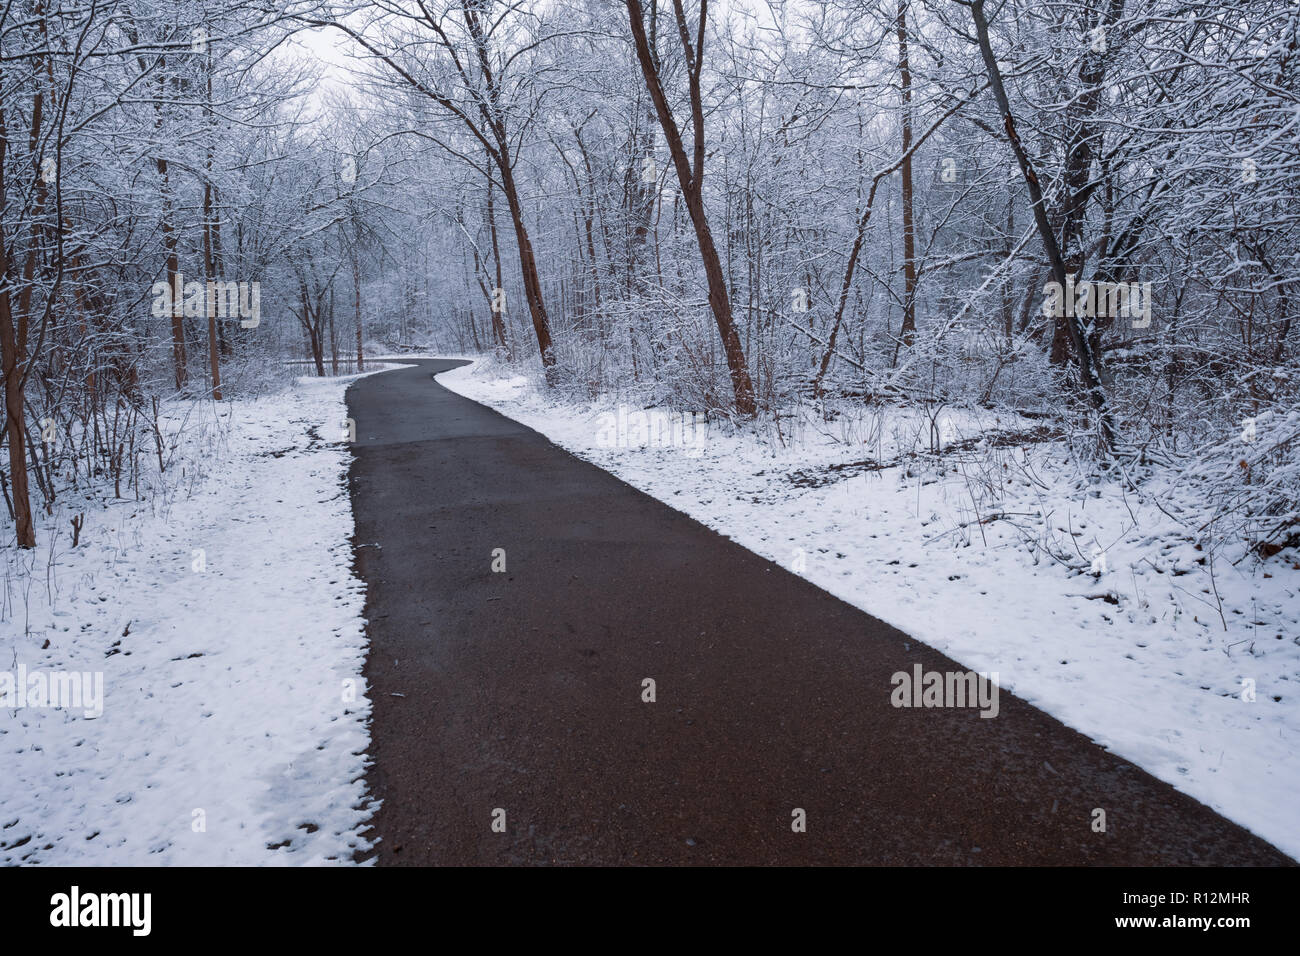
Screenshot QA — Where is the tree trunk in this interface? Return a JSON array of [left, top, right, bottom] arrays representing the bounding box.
[[0, 241, 35, 548], [329, 286, 339, 375], [1050, 0, 1127, 366], [160, 157, 186, 391], [628, 13, 660, 293], [463, 11, 555, 373], [310, 325, 325, 378], [203, 180, 222, 401], [485, 163, 510, 356], [970, 0, 1116, 452], [625, 0, 757, 415], [353, 255, 364, 371], [211, 184, 231, 358], [897, 0, 918, 348], [202, 45, 222, 399], [496, 153, 554, 370]]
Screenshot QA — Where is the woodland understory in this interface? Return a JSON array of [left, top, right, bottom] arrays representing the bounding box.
[[0, 0, 1296, 570]]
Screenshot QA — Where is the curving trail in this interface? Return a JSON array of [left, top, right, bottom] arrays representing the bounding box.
[[346, 359, 1291, 866]]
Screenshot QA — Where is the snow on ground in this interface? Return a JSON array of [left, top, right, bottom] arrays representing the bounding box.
[[0, 367, 396, 865], [439, 358, 1300, 861]]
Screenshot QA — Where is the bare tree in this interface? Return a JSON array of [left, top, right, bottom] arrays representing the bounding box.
[[313, 2, 558, 374], [967, 0, 1117, 453], [625, 0, 756, 415]]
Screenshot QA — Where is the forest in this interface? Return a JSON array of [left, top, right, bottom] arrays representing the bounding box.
[[1, 0, 1295, 554], [1, 0, 1298, 870]]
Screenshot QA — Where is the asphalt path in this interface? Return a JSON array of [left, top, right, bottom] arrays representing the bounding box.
[[346, 358, 1291, 865]]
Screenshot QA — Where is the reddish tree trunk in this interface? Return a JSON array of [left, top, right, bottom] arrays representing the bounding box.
[[625, 0, 757, 415]]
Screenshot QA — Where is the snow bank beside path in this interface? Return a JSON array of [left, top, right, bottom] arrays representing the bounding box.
[[439, 359, 1300, 862], [0, 369, 388, 865]]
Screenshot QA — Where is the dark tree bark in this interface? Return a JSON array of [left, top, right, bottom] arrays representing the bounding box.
[[202, 44, 222, 400], [329, 285, 339, 375], [1049, 0, 1127, 366], [897, 0, 918, 348], [352, 253, 364, 371], [625, 0, 757, 415], [160, 157, 186, 391], [484, 155, 510, 356], [457, 11, 555, 372], [0, 210, 35, 547], [970, 0, 1116, 453]]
